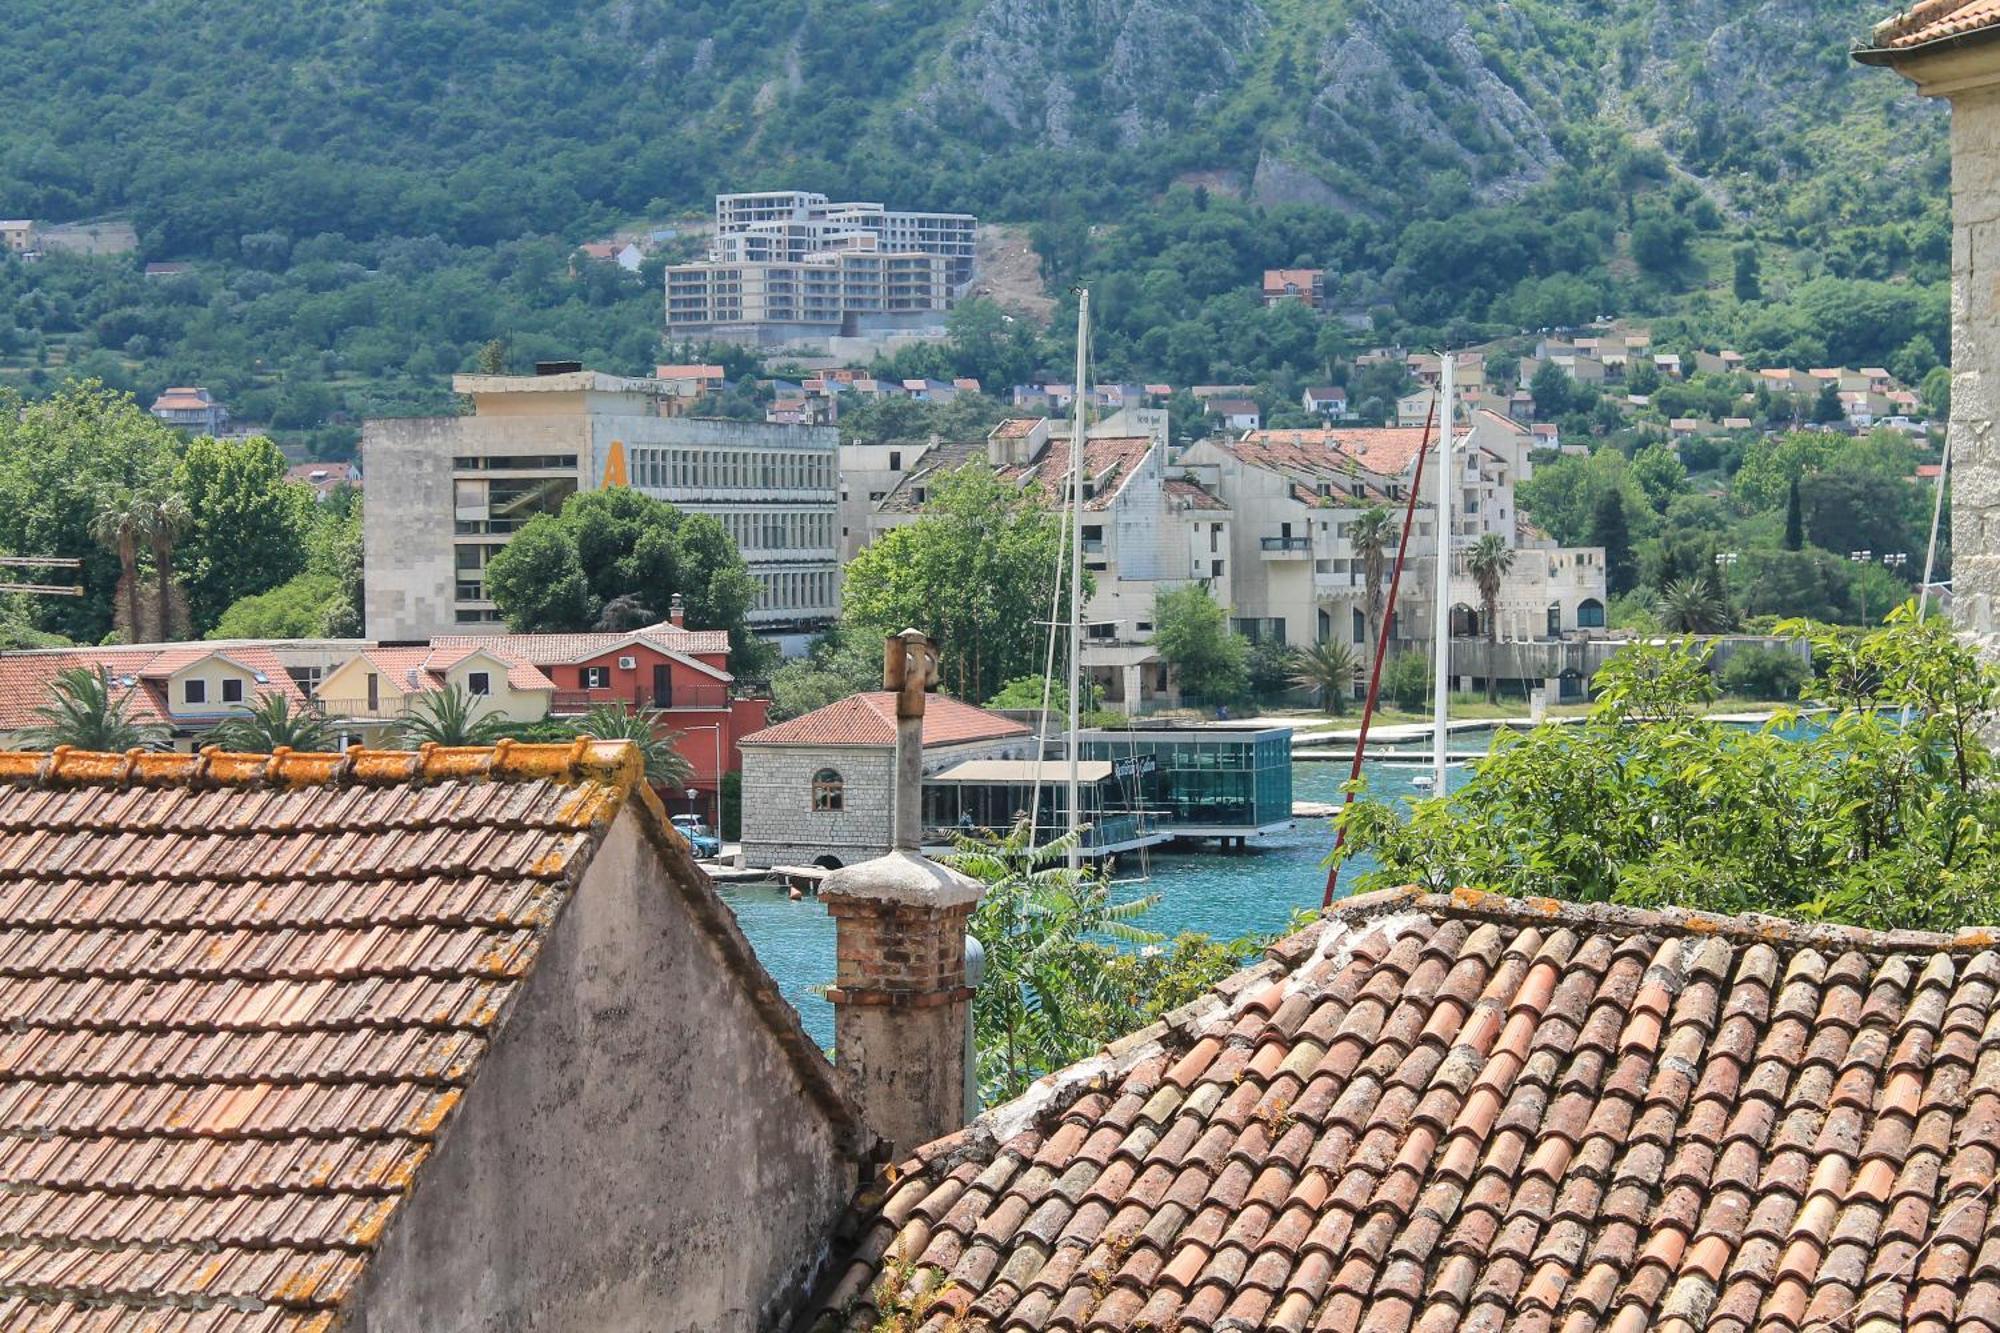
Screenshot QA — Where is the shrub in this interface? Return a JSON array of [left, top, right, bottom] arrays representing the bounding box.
[[1719, 644, 1811, 700], [1382, 652, 1431, 711]]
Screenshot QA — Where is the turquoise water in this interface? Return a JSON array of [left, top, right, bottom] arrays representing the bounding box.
[[719, 756, 1467, 1048]]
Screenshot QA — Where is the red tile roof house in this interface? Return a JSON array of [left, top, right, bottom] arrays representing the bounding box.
[[435, 616, 771, 819], [807, 886, 2000, 1332], [736, 693, 1031, 869], [0, 644, 306, 747], [0, 740, 874, 1330]]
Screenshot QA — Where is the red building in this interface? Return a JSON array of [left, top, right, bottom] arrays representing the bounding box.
[[434, 618, 769, 819]]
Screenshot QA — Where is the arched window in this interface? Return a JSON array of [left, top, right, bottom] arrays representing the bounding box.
[[1577, 598, 1606, 629], [811, 768, 844, 812]]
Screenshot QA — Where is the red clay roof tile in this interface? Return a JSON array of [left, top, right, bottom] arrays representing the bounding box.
[[1866, 0, 2000, 52], [739, 691, 1029, 748], [807, 887, 2000, 1330]]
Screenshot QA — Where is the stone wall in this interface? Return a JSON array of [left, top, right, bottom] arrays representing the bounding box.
[[1952, 85, 2000, 648], [740, 747, 896, 869], [350, 813, 859, 1332]]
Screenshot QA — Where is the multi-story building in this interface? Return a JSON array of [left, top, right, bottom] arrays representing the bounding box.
[[0, 220, 33, 255], [363, 367, 839, 642], [148, 386, 228, 434], [665, 191, 976, 345], [1182, 412, 1606, 663]]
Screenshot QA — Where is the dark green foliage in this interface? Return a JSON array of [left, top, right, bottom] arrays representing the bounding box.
[[1336, 618, 2000, 931], [1718, 644, 1810, 700], [1153, 584, 1248, 706], [1589, 490, 1637, 596], [720, 770, 742, 841], [1732, 243, 1762, 302], [1784, 477, 1804, 551], [1381, 652, 1431, 712], [1246, 638, 1298, 705]]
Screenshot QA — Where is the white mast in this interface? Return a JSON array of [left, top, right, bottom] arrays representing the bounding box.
[[1430, 350, 1455, 795], [1066, 290, 1089, 869]]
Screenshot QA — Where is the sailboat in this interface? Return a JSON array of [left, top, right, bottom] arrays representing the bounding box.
[[1415, 348, 1464, 794]]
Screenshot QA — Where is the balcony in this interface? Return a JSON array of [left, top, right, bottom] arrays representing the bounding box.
[[1259, 536, 1313, 561], [1314, 570, 1364, 594], [549, 685, 733, 715]]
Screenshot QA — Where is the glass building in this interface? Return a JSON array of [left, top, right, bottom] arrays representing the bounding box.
[[1074, 727, 1294, 842]]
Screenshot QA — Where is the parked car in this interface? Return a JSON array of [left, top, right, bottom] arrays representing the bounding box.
[[671, 813, 721, 859]]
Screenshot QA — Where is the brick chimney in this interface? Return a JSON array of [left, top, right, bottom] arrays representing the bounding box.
[[668, 593, 685, 627], [819, 630, 983, 1155]]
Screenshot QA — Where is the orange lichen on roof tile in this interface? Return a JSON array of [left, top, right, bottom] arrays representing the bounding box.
[[0, 740, 646, 1330], [809, 888, 2000, 1331]]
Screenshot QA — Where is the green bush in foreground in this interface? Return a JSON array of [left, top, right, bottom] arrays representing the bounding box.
[[1334, 609, 2000, 931]]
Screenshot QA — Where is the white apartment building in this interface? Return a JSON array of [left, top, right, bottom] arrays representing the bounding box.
[[363, 367, 838, 642], [666, 191, 977, 344], [1182, 413, 1606, 660]]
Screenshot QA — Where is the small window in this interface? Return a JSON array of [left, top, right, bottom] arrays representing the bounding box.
[[184, 679, 207, 705], [221, 678, 244, 704], [888, 450, 902, 471], [812, 769, 844, 812], [582, 666, 609, 689], [467, 671, 491, 697]]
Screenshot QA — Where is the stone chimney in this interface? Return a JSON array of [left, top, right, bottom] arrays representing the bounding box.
[[820, 630, 984, 1155], [668, 593, 685, 627]]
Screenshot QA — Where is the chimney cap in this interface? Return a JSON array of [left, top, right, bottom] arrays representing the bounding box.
[[821, 849, 982, 911]]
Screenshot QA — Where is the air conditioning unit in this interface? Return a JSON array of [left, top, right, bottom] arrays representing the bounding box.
[[617, 656, 638, 670]]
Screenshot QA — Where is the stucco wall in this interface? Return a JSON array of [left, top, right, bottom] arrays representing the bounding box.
[[349, 814, 857, 1332], [1953, 84, 2000, 648]]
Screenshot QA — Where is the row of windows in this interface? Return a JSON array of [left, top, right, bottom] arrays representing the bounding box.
[[629, 447, 834, 493], [710, 509, 835, 553], [183, 678, 246, 706], [754, 569, 838, 612], [452, 454, 578, 471]]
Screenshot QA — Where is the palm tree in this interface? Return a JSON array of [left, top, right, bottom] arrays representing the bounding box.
[[1657, 578, 1729, 633], [392, 684, 509, 747], [571, 702, 693, 787], [1291, 640, 1360, 715], [209, 692, 333, 752], [1350, 505, 1398, 669], [136, 490, 191, 641], [1465, 533, 1515, 703], [19, 666, 166, 751], [90, 492, 146, 642]]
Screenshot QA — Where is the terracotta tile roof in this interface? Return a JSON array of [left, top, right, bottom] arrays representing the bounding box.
[[998, 436, 1154, 513], [1864, 0, 2000, 52], [432, 625, 733, 672], [874, 439, 991, 514], [1239, 427, 1432, 480], [741, 692, 1029, 748], [0, 740, 855, 1329], [991, 417, 1044, 439], [811, 886, 2000, 1332], [1165, 478, 1230, 511], [0, 648, 307, 733]]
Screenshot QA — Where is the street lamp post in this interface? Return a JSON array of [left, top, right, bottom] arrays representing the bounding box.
[[680, 722, 727, 837]]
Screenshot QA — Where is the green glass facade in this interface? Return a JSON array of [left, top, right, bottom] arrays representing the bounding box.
[[1076, 728, 1293, 836]]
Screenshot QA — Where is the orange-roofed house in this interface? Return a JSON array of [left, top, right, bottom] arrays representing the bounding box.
[[0, 739, 873, 1329], [1859, 0, 2000, 653], [0, 643, 306, 748], [737, 692, 1035, 868], [1261, 267, 1325, 308], [148, 385, 228, 435]]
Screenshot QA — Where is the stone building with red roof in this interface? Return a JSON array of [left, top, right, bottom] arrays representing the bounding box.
[[736, 692, 1033, 869], [0, 739, 871, 1329]]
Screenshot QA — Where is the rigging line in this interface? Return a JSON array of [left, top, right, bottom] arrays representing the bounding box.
[[1322, 394, 1440, 910]]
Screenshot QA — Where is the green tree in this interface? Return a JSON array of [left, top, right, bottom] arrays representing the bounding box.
[[768, 629, 883, 721], [1784, 477, 1804, 551], [1732, 243, 1762, 302], [1291, 640, 1358, 714], [1246, 638, 1297, 704], [137, 489, 191, 640], [171, 436, 313, 632], [208, 692, 334, 752], [841, 464, 1079, 703], [1529, 361, 1571, 419], [1350, 505, 1398, 669], [1381, 652, 1430, 711], [1629, 444, 1688, 516], [1656, 578, 1728, 633], [1464, 533, 1514, 703], [1335, 616, 2000, 931], [391, 684, 509, 747], [568, 702, 694, 787], [1153, 584, 1248, 705], [1718, 644, 1809, 700], [19, 666, 166, 751], [210, 572, 342, 639], [1812, 381, 1844, 425], [1732, 548, 1853, 621], [484, 519, 592, 632], [1630, 209, 1694, 277], [1734, 431, 1840, 514], [1589, 490, 1637, 596], [90, 491, 147, 642], [1921, 365, 1952, 421]]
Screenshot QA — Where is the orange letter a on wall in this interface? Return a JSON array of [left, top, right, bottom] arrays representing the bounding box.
[[603, 440, 628, 488]]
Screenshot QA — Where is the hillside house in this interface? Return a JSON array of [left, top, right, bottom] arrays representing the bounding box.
[[148, 386, 228, 435], [1205, 397, 1263, 432], [1262, 267, 1325, 308], [1302, 385, 1349, 418]]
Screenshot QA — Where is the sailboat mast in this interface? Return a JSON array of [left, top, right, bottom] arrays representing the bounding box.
[[1066, 290, 1089, 869], [1431, 350, 1454, 794]]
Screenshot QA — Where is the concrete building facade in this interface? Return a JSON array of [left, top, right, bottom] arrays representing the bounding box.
[[1860, 8, 2000, 651], [363, 369, 838, 641]]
